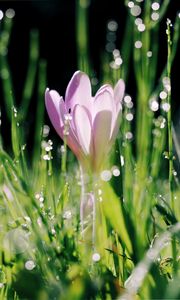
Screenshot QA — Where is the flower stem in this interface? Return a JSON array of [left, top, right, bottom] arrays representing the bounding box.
[[92, 190, 96, 251], [80, 166, 97, 254], [80, 165, 85, 238]]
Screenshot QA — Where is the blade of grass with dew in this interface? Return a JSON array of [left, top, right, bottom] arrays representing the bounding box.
[[121, 12, 133, 81], [0, 16, 14, 120], [76, 0, 91, 74], [32, 59, 47, 166], [20, 30, 39, 121], [118, 222, 180, 300]]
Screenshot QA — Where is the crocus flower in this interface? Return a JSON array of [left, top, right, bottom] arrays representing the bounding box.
[[45, 71, 125, 172]]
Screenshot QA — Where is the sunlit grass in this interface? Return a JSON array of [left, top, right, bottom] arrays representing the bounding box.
[[0, 1, 180, 299]]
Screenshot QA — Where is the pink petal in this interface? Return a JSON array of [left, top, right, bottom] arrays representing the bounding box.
[[93, 111, 112, 171], [109, 110, 121, 147], [95, 84, 114, 98], [65, 71, 92, 114], [45, 88, 64, 138], [93, 90, 115, 121], [73, 105, 92, 156], [114, 79, 125, 107]]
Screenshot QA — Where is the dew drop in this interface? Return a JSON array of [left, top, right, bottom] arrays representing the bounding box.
[[120, 155, 124, 166], [126, 113, 133, 121], [63, 210, 72, 219], [115, 57, 123, 66], [159, 91, 167, 100], [135, 18, 142, 25], [135, 40, 142, 48], [124, 95, 132, 104], [42, 125, 50, 137], [98, 189, 102, 195], [0, 10, 4, 20], [43, 154, 51, 161], [110, 61, 119, 69], [125, 132, 133, 140], [130, 5, 141, 17], [25, 260, 36, 271], [128, 1, 134, 8], [100, 170, 112, 181], [107, 32, 116, 42], [137, 23, 146, 32], [151, 12, 159, 21], [112, 167, 120, 177], [147, 51, 152, 57], [91, 77, 98, 86], [92, 253, 101, 262], [106, 42, 116, 53], [161, 102, 170, 112], [149, 98, 159, 112], [113, 49, 120, 57], [151, 2, 160, 11], [5, 8, 15, 18], [107, 20, 118, 31], [60, 145, 66, 154]]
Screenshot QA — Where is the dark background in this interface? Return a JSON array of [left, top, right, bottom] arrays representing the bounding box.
[[0, 0, 179, 146]]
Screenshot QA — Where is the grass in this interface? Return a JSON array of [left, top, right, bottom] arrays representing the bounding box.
[[0, 1, 180, 299]]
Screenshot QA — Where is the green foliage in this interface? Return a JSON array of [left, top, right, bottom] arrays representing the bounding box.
[[0, 1, 180, 299]]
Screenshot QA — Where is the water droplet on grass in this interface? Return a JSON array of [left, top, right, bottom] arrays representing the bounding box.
[[135, 18, 142, 25], [126, 113, 133, 121], [147, 51, 152, 57], [112, 167, 120, 177], [5, 8, 15, 18], [92, 253, 101, 262], [125, 132, 133, 140], [159, 91, 167, 100], [106, 42, 116, 53], [100, 170, 112, 181], [25, 260, 36, 271], [121, 155, 124, 166], [130, 5, 141, 17], [63, 210, 72, 219], [0, 10, 4, 20], [128, 1, 134, 8], [151, 12, 159, 21], [137, 23, 146, 32], [124, 95, 132, 103], [113, 49, 120, 57], [107, 20, 118, 31], [42, 125, 50, 137], [161, 102, 170, 112], [149, 98, 159, 111], [135, 40, 142, 48], [151, 2, 160, 11]]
